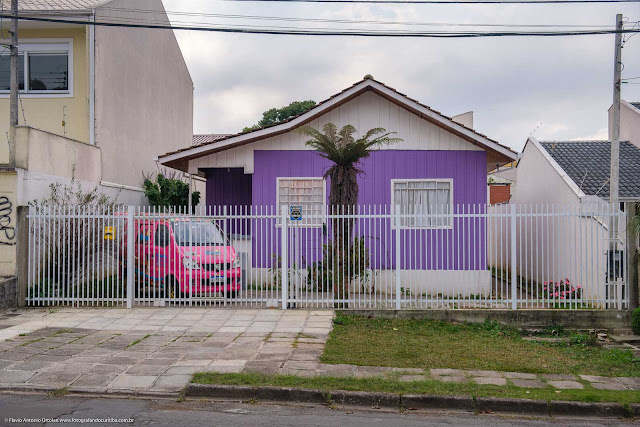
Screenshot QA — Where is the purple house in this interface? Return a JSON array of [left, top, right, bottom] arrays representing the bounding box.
[[160, 76, 517, 298]]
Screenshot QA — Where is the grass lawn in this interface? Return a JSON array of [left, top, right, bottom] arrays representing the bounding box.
[[320, 314, 640, 377], [192, 372, 640, 406]]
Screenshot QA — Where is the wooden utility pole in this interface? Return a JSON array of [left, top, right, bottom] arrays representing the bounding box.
[[8, 0, 18, 168], [610, 13, 623, 248]]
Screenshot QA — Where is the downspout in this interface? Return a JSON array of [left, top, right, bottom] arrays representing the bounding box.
[[89, 10, 95, 145]]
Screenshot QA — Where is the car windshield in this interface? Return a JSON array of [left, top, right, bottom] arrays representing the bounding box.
[[171, 221, 226, 246]]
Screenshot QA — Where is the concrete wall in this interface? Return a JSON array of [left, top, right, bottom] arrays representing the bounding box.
[[345, 309, 632, 332], [512, 141, 579, 205], [0, 27, 90, 164], [95, 0, 194, 200], [0, 169, 17, 276], [0, 277, 17, 308], [610, 101, 640, 150]]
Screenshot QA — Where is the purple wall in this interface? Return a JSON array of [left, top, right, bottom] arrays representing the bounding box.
[[205, 151, 487, 271], [205, 168, 252, 236], [205, 168, 252, 206], [251, 150, 486, 206]]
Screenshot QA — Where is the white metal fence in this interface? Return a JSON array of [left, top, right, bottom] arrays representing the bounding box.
[[26, 203, 629, 309]]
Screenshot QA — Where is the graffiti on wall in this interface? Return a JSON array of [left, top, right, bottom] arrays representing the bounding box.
[[0, 196, 15, 246]]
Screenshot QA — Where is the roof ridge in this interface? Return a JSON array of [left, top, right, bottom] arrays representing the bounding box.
[[161, 76, 515, 159]]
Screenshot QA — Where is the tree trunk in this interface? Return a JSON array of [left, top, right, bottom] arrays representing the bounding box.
[[328, 165, 358, 308]]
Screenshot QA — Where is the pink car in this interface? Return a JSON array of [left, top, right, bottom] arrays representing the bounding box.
[[123, 216, 242, 299]]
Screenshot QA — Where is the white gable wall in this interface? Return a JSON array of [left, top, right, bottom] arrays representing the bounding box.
[[190, 91, 481, 174], [512, 140, 580, 205], [610, 101, 640, 151]]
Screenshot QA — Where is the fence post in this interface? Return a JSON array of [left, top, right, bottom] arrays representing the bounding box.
[[126, 206, 134, 309], [510, 204, 517, 310], [281, 205, 288, 310], [395, 205, 401, 310]]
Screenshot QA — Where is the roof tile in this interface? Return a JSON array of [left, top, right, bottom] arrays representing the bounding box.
[[1, 0, 112, 11], [539, 140, 640, 199]]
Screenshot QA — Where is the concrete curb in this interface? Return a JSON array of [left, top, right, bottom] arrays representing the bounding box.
[[185, 383, 636, 418], [0, 384, 181, 399]]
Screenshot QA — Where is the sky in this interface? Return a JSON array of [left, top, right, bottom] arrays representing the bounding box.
[[163, 0, 640, 152]]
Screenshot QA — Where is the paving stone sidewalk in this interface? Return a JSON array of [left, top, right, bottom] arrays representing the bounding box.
[[292, 366, 639, 391], [0, 308, 638, 395], [0, 308, 333, 394]]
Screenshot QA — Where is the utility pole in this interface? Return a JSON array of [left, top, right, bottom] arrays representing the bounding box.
[[610, 13, 623, 248], [8, 0, 18, 168]]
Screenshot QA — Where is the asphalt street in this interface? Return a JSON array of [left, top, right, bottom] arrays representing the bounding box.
[[0, 393, 636, 427]]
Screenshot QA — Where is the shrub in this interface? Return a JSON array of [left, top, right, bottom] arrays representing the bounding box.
[[543, 278, 581, 300], [28, 170, 120, 295], [307, 237, 371, 295], [143, 172, 200, 211], [632, 307, 640, 335]]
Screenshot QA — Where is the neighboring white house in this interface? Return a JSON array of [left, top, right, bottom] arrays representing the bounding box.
[[609, 100, 640, 151], [503, 137, 640, 307]]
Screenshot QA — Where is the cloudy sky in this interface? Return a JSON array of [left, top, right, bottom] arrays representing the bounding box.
[[164, 0, 640, 152]]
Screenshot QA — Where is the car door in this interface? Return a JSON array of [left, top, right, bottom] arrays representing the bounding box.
[[153, 223, 172, 291]]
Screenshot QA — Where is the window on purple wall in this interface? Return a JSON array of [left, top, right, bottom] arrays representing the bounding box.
[[276, 177, 326, 227], [392, 179, 453, 229]]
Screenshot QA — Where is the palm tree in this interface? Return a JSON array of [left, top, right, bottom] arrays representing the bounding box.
[[299, 123, 401, 305], [299, 123, 402, 237]]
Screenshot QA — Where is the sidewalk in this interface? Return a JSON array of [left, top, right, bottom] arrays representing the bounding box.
[[0, 308, 332, 394], [0, 307, 639, 395]]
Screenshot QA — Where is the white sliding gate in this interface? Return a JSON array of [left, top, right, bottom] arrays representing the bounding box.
[[26, 203, 628, 309]]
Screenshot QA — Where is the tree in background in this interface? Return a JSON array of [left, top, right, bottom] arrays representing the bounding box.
[[143, 172, 200, 211], [243, 100, 316, 132]]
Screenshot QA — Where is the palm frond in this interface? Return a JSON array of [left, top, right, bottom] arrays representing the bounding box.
[[301, 122, 403, 190]]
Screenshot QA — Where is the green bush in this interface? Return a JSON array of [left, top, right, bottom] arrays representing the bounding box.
[[143, 173, 200, 211], [632, 307, 640, 335], [307, 237, 370, 294]]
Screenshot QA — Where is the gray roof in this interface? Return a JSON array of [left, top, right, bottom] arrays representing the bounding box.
[[538, 140, 640, 199], [0, 0, 112, 11], [192, 134, 230, 146]]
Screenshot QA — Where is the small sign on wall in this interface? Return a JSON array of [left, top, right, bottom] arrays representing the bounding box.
[[104, 226, 114, 240], [290, 205, 302, 221]]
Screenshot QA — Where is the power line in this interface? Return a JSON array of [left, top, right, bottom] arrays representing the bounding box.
[[223, 0, 640, 4], [90, 6, 614, 28], [3, 14, 640, 38], [60, 14, 616, 34]]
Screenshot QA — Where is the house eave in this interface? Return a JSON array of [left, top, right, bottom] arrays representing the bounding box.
[[159, 79, 518, 171]]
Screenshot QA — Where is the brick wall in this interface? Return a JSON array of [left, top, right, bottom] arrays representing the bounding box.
[[489, 184, 511, 205]]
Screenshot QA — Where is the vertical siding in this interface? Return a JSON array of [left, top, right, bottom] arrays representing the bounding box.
[[205, 168, 252, 236], [190, 91, 482, 174], [247, 150, 487, 269], [252, 150, 486, 206], [205, 168, 252, 207]]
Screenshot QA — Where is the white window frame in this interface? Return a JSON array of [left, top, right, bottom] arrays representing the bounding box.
[[276, 177, 327, 228], [0, 38, 74, 98], [391, 178, 454, 229]]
